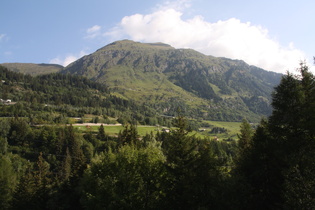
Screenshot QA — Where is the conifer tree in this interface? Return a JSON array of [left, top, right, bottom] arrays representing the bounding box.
[[0, 155, 18, 209], [161, 113, 226, 209], [237, 119, 253, 154], [11, 168, 36, 210], [32, 152, 51, 209], [161, 113, 200, 209], [0, 137, 8, 155], [65, 125, 86, 179], [118, 124, 139, 146], [234, 118, 254, 172], [60, 147, 72, 182], [97, 124, 107, 141], [236, 62, 315, 209]]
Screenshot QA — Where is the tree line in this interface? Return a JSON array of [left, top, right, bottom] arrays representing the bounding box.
[[0, 114, 236, 209]]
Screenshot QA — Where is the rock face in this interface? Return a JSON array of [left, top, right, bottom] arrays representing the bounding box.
[[62, 40, 282, 122]]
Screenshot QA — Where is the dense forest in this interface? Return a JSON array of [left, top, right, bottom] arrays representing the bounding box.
[[0, 62, 315, 209]]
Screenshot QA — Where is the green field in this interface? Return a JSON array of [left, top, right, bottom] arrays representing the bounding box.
[[73, 120, 243, 140], [75, 124, 161, 136], [200, 121, 243, 140]]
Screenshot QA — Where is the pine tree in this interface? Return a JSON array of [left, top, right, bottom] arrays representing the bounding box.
[[236, 63, 315, 209], [8, 117, 30, 146], [280, 63, 315, 208], [60, 147, 72, 182], [11, 168, 36, 210], [118, 124, 139, 146], [161, 114, 200, 209], [59, 125, 86, 209], [97, 124, 107, 141], [64, 125, 86, 179], [237, 119, 254, 156], [0, 155, 18, 209], [0, 137, 8, 155], [234, 118, 254, 178], [32, 152, 51, 209]]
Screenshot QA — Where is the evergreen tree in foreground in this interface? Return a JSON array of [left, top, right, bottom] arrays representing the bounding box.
[[161, 113, 225, 209], [235, 62, 315, 209]]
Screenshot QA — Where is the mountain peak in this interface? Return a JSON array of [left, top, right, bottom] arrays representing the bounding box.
[[96, 40, 175, 52], [62, 40, 282, 122]]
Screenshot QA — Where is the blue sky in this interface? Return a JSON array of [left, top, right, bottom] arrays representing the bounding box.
[[1, 0, 314, 73]]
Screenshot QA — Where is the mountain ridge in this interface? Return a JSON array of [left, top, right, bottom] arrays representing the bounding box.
[[1, 63, 63, 76], [0, 40, 282, 122], [62, 40, 282, 122]]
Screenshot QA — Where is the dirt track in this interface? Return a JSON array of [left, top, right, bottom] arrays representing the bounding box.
[[70, 123, 122, 126]]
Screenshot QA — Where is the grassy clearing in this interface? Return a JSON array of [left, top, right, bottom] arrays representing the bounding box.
[[73, 120, 242, 140], [75, 125, 163, 136], [75, 125, 124, 136], [207, 121, 241, 134], [198, 120, 242, 140]]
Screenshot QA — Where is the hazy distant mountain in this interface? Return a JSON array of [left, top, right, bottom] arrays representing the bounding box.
[[62, 40, 282, 122], [1, 63, 63, 76]]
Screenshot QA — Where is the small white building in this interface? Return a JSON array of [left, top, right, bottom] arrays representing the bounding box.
[[0, 99, 12, 104]]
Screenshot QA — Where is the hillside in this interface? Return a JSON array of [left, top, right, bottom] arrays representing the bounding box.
[[1, 63, 63, 76], [0, 65, 165, 125], [63, 40, 282, 122]]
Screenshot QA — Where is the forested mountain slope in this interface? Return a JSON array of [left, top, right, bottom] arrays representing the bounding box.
[[63, 40, 282, 122], [0, 65, 163, 125]]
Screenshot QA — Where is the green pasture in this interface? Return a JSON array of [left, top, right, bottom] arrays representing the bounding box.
[[202, 121, 242, 139], [75, 125, 123, 136], [75, 124, 163, 136], [73, 120, 243, 140]]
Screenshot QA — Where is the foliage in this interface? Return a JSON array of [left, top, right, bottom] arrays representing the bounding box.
[[4, 112, 243, 209], [209, 126, 228, 134], [80, 144, 167, 209], [0, 65, 171, 126], [79, 114, 232, 209], [237, 119, 253, 156], [234, 62, 315, 209], [0, 155, 19, 209]]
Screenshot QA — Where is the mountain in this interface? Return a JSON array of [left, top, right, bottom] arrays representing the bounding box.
[[61, 40, 282, 122], [1, 63, 63, 76]]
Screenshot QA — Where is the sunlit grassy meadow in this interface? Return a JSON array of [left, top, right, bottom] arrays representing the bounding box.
[[73, 120, 243, 140]]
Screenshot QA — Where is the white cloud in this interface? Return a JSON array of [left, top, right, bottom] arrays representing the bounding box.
[[105, 5, 306, 73], [156, 0, 192, 11], [87, 25, 101, 33], [85, 25, 101, 39], [50, 50, 87, 67], [0, 34, 6, 42]]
